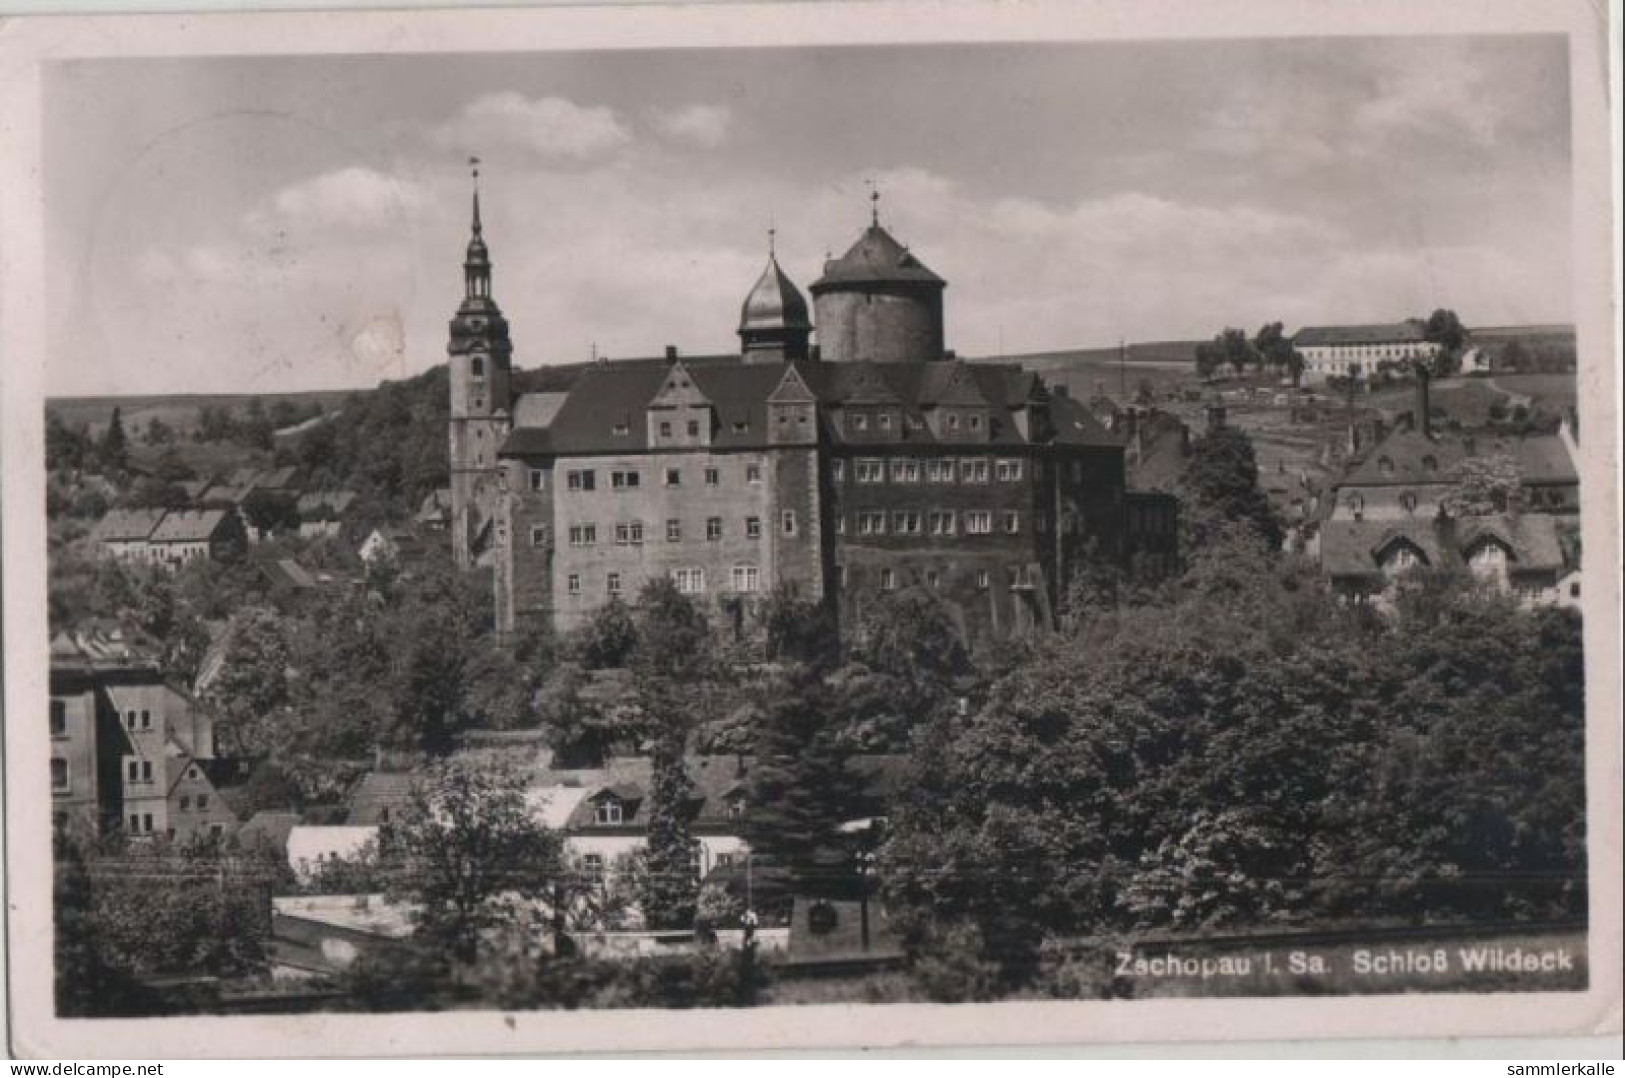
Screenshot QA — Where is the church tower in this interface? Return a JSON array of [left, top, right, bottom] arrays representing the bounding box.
[[447, 160, 513, 569]]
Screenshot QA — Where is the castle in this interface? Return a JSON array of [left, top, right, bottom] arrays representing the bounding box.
[[447, 176, 1175, 646]]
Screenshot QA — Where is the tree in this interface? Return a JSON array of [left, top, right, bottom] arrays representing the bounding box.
[[100, 407, 129, 471], [239, 397, 275, 451], [1424, 308, 1467, 355], [743, 666, 861, 904], [759, 581, 839, 669], [388, 757, 564, 962], [1440, 454, 1525, 517], [1177, 424, 1282, 550], [144, 416, 174, 446], [205, 608, 296, 758], [46, 411, 93, 472], [241, 489, 301, 538], [639, 726, 702, 930], [1194, 327, 1260, 379], [629, 578, 711, 929], [577, 596, 638, 669]]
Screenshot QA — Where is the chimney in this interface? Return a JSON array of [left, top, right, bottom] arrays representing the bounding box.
[[665, 345, 678, 362], [1415, 364, 1432, 439]]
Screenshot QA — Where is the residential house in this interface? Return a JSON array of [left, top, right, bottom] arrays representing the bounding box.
[[88, 507, 168, 566], [296, 489, 357, 540], [1294, 322, 1441, 384]]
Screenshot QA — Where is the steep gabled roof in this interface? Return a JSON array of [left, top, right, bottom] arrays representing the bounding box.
[[149, 508, 233, 543], [90, 507, 168, 543]]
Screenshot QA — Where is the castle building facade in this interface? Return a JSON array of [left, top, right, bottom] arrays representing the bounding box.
[[447, 188, 1167, 646]]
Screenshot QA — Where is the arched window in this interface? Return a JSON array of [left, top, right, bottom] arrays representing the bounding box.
[[470, 356, 486, 379]]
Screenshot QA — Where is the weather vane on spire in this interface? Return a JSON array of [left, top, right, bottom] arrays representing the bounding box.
[[866, 178, 881, 226], [468, 156, 484, 236], [768, 218, 777, 258]]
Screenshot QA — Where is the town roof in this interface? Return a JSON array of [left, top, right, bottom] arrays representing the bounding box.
[[811, 224, 945, 291], [296, 490, 357, 519], [1319, 513, 1570, 580], [1342, 429, 1577, 488], [1294, 322, 1428, 347], [148, 508, 233, 543], [346, 771, 417, 826], [90, 507, 168, 543], [238, 810, 302, 854]]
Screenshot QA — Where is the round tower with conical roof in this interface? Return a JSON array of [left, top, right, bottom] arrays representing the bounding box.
[[738, 229, 812, 363], [809, 195, 946, 363]]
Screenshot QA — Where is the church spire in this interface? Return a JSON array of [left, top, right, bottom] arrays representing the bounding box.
[[463, 156, 491, 301]]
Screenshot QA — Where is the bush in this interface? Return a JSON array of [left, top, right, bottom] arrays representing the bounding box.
[[907, 922, 1004, 1003]]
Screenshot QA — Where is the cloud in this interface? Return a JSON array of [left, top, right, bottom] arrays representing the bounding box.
[[652, 104, 733, 149], [245, 167, 431, 237], [431, 92, 631, 161]]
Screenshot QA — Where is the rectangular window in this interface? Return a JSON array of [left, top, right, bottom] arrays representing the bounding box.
[[612, 420, 630, 436], [705, 467, 720, 486], [665, 468, 681, 487], [929, 510, 957, 536], [666, 519, 682, 542], [529, 469, 546, 492], [1003, 511, 1021, 534], [141, 710, 152, 730], [687, 419, 702, 438], [851, 413, 869, 431], [583, 852, 606, 880], [781, 510, 797, 537], [880, 568, 897, 590], [569, 524, 597, 547], [659, 420, 673, 438], [856, 459, 885, 484], [890, 459, 921, 483], [745, 516, 762, 540], [858, 511, 886, 536], [835, 514, 846, 536], [731, 565, 760, 593], [530, 525, 550, 548], [746, 464, 763, 484], [130, 814, 140, 832], [831, 460, 846, 483], [142, 760, 153, 782], [607, 572, 622, 596], [568, 574, 581, 595], [893, 510, 922, 536], [567, 469, 597, 492], [143, 814, 154, 833], [128, 761, 139, 782], [673, 567, 707, 595], [878, 413, 893, 430], [996, 459, 1023, 481], [976, 570, 991, 590], [610, 470, 641, 490], [706, 517, 723, 541], [966, 511, 993, 535], [125, 711, 136, 731], [51, 757, 69, 792], [961, 458, 989, 483], [968, 414, 983, 431], [615, 522, 644, 546], [50, 700, 67, 738], [180, 795, 191, 812], [947, 413, 961, 431]]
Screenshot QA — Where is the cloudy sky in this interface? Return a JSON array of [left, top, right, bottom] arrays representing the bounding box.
[[44, 35, 1572, 397]]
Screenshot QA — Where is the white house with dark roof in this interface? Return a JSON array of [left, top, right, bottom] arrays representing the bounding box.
[[1294, 322, 1441, 384]]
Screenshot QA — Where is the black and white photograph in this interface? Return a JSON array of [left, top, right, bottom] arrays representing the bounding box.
[[2, 0, 1618, 1056]]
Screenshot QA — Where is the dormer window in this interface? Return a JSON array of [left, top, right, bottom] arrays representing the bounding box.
[[878, 413, 893, 430], [595, 799, 624, 825], [1379, 457, 1394, 476], [852, 413, 869, 431]]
